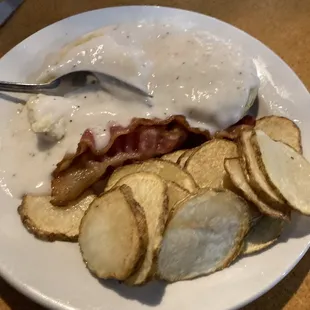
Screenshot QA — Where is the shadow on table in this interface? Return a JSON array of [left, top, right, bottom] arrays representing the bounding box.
[[0, 278, 45, 310], [100, 279, 167, 306]]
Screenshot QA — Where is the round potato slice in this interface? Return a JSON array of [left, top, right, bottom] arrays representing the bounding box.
[[79, 185, 148, 280], [161, 150, 186, 163], [244, 216, 285, 254], [157, 189, 250, 282], [115, 172, 168, 285], [18, 191, 96, 242], [177, 147, 200, 168], [224, 157, 289, 220], [238, 130, 289, 216], [106, 159, 197, 193], [255, 115, 302, 153], [166, 181, 190, 213], [252, 130, 310, 215], [185, 139, 238, 189]]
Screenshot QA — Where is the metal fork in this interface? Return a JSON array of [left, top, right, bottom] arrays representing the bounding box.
[[0, 70, 152, 98]]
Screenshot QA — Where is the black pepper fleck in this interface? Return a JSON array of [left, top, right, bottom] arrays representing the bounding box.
[[182, 62, 186, 65], [239, 72, 242, 75], [12, 174, 16, 177], [84, 96, 87, 99], [291, 156, 294, 160], [77, 105, 80, 108], [127, 35, 130, 39], [70, 120, 73, 123], [176, 76, 179, 80]]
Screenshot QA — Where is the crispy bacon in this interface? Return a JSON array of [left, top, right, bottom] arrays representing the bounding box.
[[214, 115, 256, 141], [51, 116, 211, 205]]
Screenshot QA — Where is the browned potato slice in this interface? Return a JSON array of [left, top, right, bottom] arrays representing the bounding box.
[[18, 191, 96, 242], [177, 147, 199, 168], [252, 130, 310, 215], [161, 150, 186, 163], [244, 216, 285, 254], [185, 140, 238, 189], [238, 130, 289, 217], [115, 172, 168, 285], [166, 181, 190, 213], [255, 115, 302, 153], [157, 188, 250, 282], [106, 159, 197, 193], [224, 158, 289, 220], [79, 185, 148, 280]]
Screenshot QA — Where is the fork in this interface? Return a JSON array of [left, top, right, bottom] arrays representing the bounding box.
[[0, 70, 152, 98]]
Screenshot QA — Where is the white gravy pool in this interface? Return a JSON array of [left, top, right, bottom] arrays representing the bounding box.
[[0, 22, 259, 198]]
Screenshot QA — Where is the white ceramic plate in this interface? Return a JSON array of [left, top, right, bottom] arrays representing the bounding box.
[[0, 6, 309, 310]]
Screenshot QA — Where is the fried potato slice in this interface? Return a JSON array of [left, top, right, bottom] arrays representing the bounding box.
[[185, 140, 238, 189], [244, 216, 285, 254], [18, 191, 96, 242], [106, 159, 197, 193], [239, 130, 289, 215], [79, 185, 148, 280], [177, 147, 199, 168], [252, 130, 310, 215], [166, 181, 190, 213], [115, 172, 168, 285], [161, 150, 186, 163], [255, 115, 302, 153], [224, 158, 289, 220], [157, 189, 250, 282]]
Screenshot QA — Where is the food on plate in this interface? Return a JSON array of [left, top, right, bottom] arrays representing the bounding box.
[[161, 149, 186, 163], [224, 158, 290, 220], [18, 191, 96, 241], [105, 159, 197, 193], [0, 22, 260, 200], [244, 216, 285, 255], [252, 130, 310, 215], [177, 147, 199, 168], [185, 139, 238, 189], [27, 94, 72, 142], [2, 20, 310, 287], [255, 115, 302, 153], [157, 189, 250, 282], [110, 172, 168, 285], [79, 185, 148, 280], [238, 130, 288, 210], [166, 181, 190, 213], [214, 114, 256, 141], [51, 116, 208, 205]]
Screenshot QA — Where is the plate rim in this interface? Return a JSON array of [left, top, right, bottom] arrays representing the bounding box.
[[0, 5, 309, 310]]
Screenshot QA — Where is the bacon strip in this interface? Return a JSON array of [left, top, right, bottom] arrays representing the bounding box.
[[214, 115, 256, 141], [51, 116, 211, 205]]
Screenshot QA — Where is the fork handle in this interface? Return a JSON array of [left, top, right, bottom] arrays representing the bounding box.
[[0, 81, 56, 94]]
